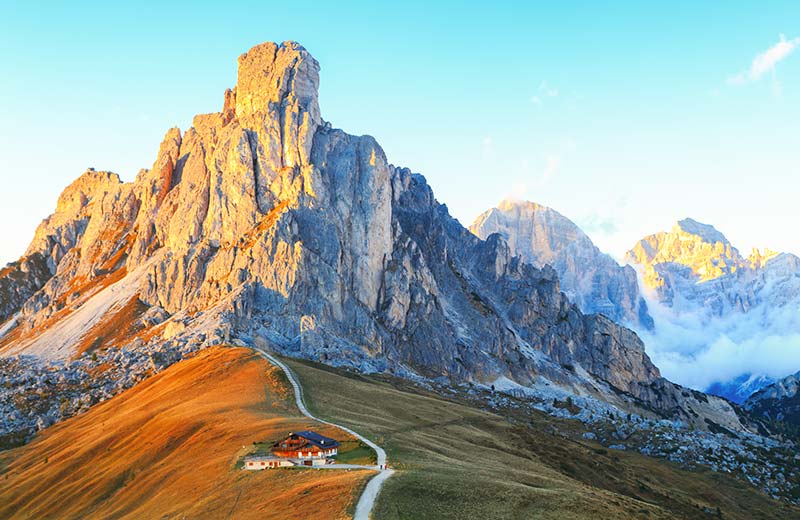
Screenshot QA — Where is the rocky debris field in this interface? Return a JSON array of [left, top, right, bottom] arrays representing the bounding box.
[[0, 339, 204, 449]]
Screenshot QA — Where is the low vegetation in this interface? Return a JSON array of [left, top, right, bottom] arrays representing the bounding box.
[[288, 358, 800, 520], [0, 347, 371, 519]]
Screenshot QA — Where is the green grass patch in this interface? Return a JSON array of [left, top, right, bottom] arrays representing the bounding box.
[[285, 357, 800, 520], [335, 440, 376, 465]]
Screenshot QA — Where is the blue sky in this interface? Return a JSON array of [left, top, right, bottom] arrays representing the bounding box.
[[1, 1, 798, 265]]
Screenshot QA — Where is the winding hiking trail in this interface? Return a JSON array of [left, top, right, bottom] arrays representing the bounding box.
[[253, 348, 395, 520]]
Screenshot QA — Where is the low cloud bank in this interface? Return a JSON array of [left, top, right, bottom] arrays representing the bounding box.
[[635, 296, 800, 393]]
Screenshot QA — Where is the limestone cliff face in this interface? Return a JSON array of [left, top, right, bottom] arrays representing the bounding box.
[[625, 218, 800, 317], [0, 169, 128, 329], [0, 254, 50, 323], [471, 200, 653, 330], [745, 371, 800, 429], [0, 41, 744, 431], [625, 219, 800, 403]]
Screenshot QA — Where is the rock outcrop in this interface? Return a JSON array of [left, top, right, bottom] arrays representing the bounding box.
[[625, 218, 800, 317], [471, 199, 653, 330], [625, 219, 800, 403], [745, 371, 800, 430], [0, 254, 51, 325], [0, 41, 747, 432]]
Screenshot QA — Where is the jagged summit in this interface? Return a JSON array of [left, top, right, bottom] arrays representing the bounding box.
[[625, 218, 747, 291], [496, 198, 550, 213], [675, 218, 730, 246], [471, 199, 654, 330], [0, 41, 747, 434], [745, 371, 800, 428], [626, 219, 800, 403], [625, 218, 797, 301], [233, 41, 321, 168]]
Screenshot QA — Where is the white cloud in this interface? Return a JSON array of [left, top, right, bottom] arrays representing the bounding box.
[[728, 34, 800, 88], [751, 34, 799, 78], [509, 180, 529, 200], [531, 81, 559, 106], [635, 291, 800, 393]]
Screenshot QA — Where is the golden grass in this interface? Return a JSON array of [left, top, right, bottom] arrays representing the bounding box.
[[288, 359, 800, 520], [0, 347, 371, 519]]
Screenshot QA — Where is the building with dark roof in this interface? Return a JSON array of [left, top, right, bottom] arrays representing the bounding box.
[[271, 431, 339, 459]]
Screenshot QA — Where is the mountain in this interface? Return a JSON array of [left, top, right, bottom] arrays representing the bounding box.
[[0, 41, 747, 435], [625, 218, 800, 317], [625, 219, 800, 402], [707, 373, 777, 404], [745, 371, 800, 430], [470, 199, 653, 330]]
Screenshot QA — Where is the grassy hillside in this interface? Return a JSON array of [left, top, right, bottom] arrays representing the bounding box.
[[0, 347, 371, 519], [2, 345, 794, 519], [288, 358, 800, 520]]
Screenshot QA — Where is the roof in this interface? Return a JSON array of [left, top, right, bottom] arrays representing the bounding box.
[[244, 454, 284, 461], [292, 430, 339, 448]]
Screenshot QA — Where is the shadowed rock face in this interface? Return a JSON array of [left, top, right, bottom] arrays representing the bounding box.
[[470, 200, 654, 330], [0, 254, 51, 323], [0, 41, 745, 431], [745, 371, 800, 428]]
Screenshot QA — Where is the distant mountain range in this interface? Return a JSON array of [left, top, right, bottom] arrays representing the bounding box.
[[745, 371, 800, 437], [471, 199, 654, 330], [472, 204, 800, 405], [625, 219, 800, 402], [625, 218, 800, 320]]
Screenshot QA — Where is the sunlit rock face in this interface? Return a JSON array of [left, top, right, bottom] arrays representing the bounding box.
[[470, 199, 654, 330], [624, 218, 798, 316], [625, 219, 800, 403], [0, 41, 747, 432]]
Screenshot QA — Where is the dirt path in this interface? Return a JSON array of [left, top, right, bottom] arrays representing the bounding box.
[[253, 348, 395, 520]]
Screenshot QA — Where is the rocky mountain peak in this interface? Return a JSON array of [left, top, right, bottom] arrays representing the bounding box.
[[51, 169, 121, 220], [748, 247, 781, 269], [674, 218, 730, 246], [625, 218, 746, 291], [472, 199, 591, 265], [24, 168, 123, 270], [0, 41, 747, 436], [234, 40, 321, 168], [470, 199, 654, 330], [496, 198, 548, 214], [745, 371, 800, 428], [750, 371, 800, 403]]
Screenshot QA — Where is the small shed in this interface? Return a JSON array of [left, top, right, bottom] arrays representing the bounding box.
[[244, 455, 294, 470]]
